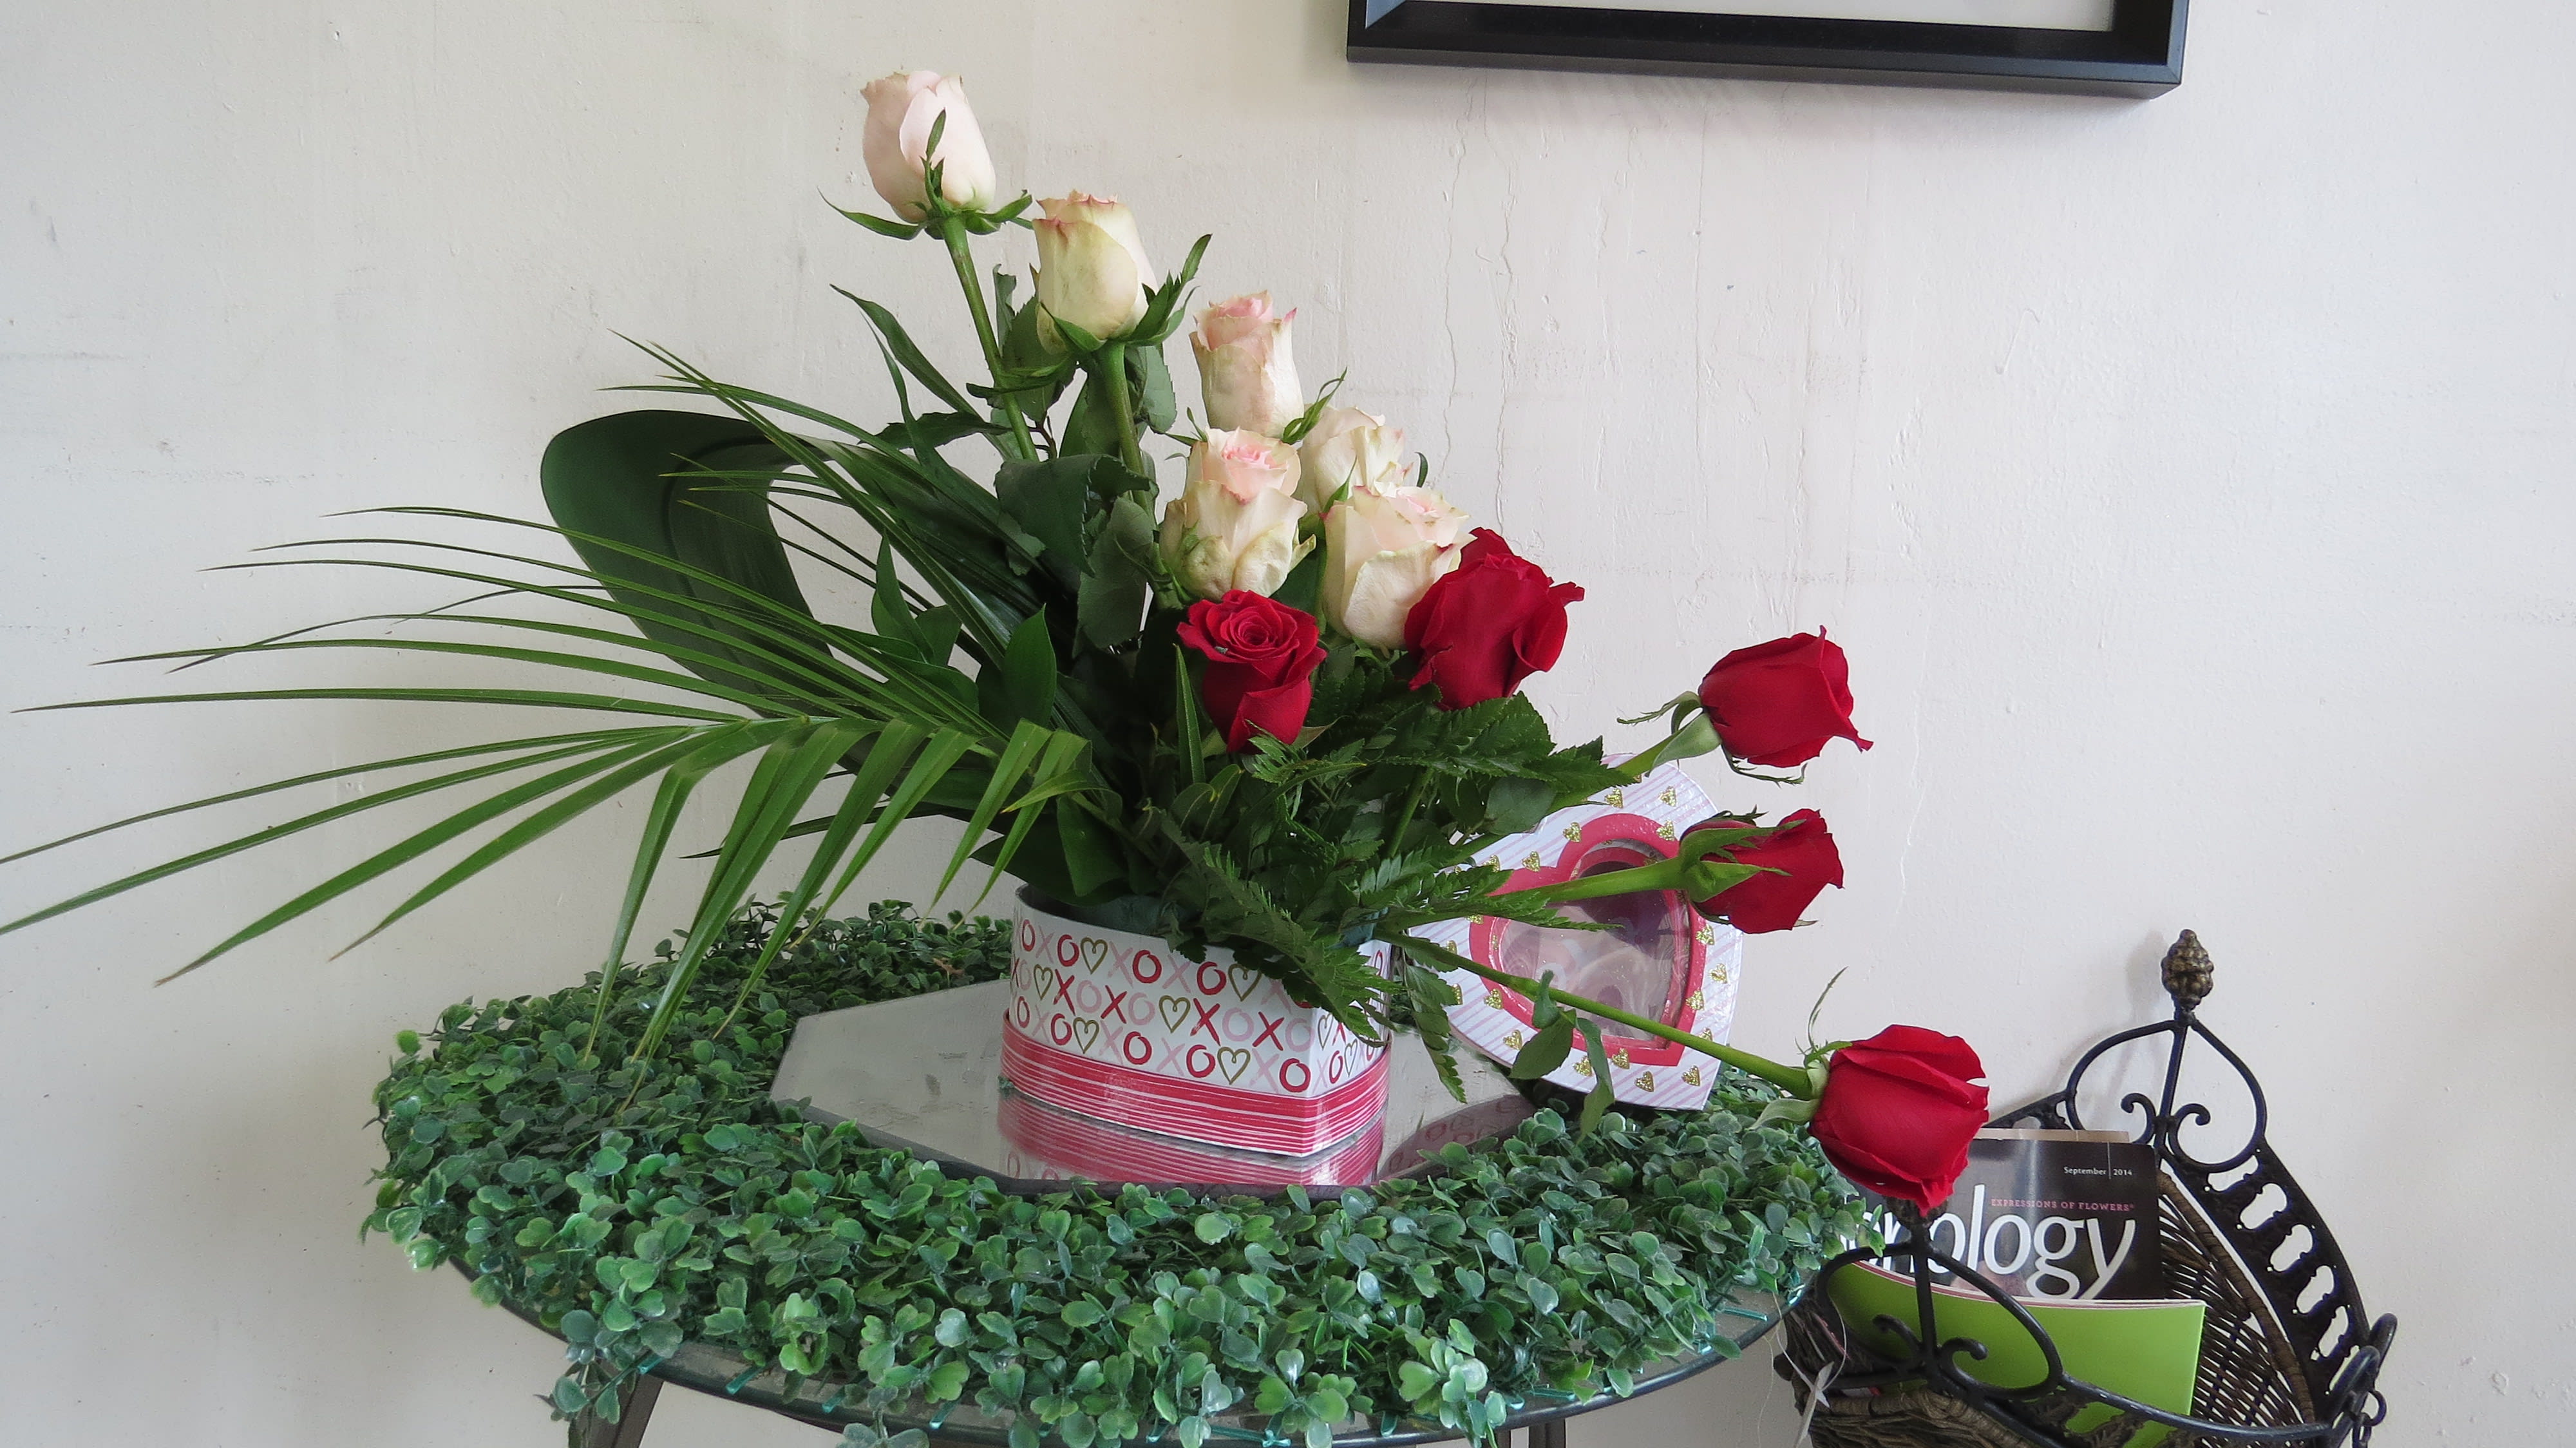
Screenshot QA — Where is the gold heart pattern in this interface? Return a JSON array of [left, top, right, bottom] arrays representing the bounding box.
[[1007, 918, 1388, 1103]]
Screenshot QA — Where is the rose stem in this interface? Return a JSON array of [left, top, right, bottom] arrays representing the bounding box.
[[1391, 932, 1816, 1098], [939, 214, 1036, 462], [1096, 343, 1145, 476]]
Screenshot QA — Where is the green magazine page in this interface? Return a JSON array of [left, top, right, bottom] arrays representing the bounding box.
[[1828, 1262, 2206, 1448]]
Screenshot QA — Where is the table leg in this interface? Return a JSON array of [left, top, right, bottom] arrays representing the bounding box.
[[1519, 1419, 1569, 1448], [571, 1373, 664, 1448]]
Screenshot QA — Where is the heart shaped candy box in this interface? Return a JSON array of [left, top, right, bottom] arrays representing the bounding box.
[[1417, 761, 1743, 1111]]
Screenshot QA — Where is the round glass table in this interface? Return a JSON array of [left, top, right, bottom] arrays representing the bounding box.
[[516, 982, 1783, 1448]]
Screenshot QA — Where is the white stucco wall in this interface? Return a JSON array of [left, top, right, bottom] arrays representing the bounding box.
[[5, 2, 2570, 1443]]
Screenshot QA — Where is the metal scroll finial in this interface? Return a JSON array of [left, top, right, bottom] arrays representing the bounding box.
[[2160, 929, 2213, 1010]]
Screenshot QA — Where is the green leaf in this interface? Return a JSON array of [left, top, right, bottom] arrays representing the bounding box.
[[1171, 644, 1208, 787], [1400, 962, 1468, 1103], [343, 721, 793, 957], [839, 291, 981, 418], [1270, 546, 1325, 616], [0, 729, 638, 870], [1077, 497, 1158, 650], [0, 733, 650, 946], [995, 611, 1058, 727], [164, 734, 693, 978], [1510, 1016, 1577, 1081], [834, 205, 923, 241], [934, 1307, 971, 1347], [633, 721, 885, 1058], [932, 719, 1052, 902], [1132, 343, 1177, 433], [880, 410, 998, 453], [927, 1360, 971, 1402], [1485, 776, 1555, 835], [540, 410, 815, 693], [811, 726, 978, 920], [1059, 370, 1119, 459], [1579, 1024, 1617, 1136], [994, 455, 1112, 587], [1132, 234, 1211, 343]]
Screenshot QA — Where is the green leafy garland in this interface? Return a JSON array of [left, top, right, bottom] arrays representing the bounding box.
[[368, 903, 1866, 1445]]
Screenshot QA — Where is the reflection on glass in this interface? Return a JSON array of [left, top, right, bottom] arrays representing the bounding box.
[[771, 979, 1534, 1194]]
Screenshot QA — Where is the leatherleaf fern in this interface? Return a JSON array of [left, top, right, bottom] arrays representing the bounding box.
[[372, 901, 1866, 1445]]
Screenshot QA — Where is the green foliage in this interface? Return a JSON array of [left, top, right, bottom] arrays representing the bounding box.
[[370, 901, 1866, 1445]]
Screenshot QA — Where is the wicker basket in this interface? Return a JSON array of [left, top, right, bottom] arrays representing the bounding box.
[[1777, 1171, 2313, 1447], [1774, 932, 2394, 1448]]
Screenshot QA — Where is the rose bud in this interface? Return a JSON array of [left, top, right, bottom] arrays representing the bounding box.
[[1320, 484, 1470, 649], [1159, 429, 1310, 600], [1297, 406, 1410, 511], [860, 71, 999, 220], [1687, 808, 1842, 933], [1177, 593, 1329, 752], [1809, 1025, 1991, 1214], [1191, 293, 1305, 437], [1034, 193, 1154, 347], [1404, 530, 1584, 710], [1696, 631, 1871, 768]]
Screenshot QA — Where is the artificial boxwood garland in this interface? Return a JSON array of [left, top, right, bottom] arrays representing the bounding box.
[[367, 903, 1867, 1447]]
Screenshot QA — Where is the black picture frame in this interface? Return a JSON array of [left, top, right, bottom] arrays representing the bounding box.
[[1347, 1, 2188, 97]]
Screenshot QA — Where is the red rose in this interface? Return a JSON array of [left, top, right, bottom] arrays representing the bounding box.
[[1696, 631, 1871, 768], [1809, 1025, 1991, 1213], [1688, 808, 1842, 933], [1177, 591, 1327, 752], [1404, 529, 1585, 710]]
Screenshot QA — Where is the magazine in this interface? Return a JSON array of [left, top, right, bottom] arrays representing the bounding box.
[[1839, 1129, 2199, 1445], [1864, 1128, 2164, 1300]]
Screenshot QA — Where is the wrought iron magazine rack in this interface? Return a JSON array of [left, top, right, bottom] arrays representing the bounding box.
[[1781, 932, 2396, 1447]]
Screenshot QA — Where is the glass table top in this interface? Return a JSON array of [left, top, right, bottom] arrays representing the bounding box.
[[770, 979, 1540, 1194], [609, 1315, 1783, 1446], [474, 982, 1787, 1444]]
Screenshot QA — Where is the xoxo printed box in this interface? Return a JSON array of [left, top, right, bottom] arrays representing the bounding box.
[[1410, 759, 1744, 1112], [1001, 895, 1390, 1156]]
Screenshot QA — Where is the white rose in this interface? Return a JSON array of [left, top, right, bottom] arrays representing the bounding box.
[[1320, 484, 1470, 647], [1034, 193, 1153, 347], [1159, 430, 1311, 600], [1191, 293, 1305, 437], [1297, 407, 1410, 511], [860, 71, 999, 221]]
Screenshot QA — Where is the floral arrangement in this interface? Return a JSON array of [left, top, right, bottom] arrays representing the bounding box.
[[4, 71, 1989, 1215]]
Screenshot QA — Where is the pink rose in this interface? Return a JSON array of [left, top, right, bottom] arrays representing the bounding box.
[[859, 71, 998, 220], [1191, 293, 1305, 437]]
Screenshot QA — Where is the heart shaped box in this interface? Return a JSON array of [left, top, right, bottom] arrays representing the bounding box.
[[1410, 760, 1743, 1111], [1001, 895, 1391, 1156]]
